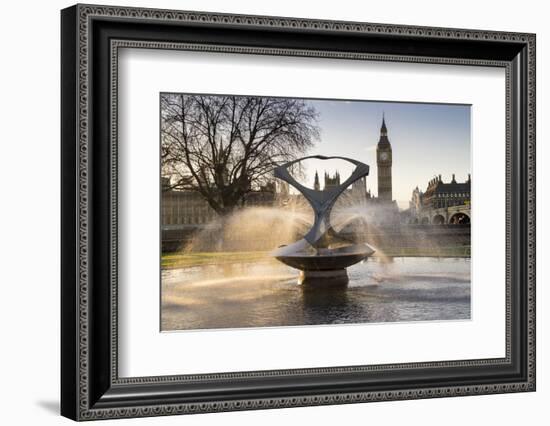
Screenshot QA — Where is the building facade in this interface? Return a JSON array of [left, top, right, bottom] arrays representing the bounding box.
[[161, 179, 290, 251], [161, 179, 286, 228], [408, 174, 471, 225]]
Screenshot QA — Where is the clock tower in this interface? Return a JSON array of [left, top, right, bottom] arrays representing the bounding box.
[[376, 115, 392, 201]]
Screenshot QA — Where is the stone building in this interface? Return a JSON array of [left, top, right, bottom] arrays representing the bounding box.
[[161, 179, 286, 227], [408, 174, 471, 225], [311, 170, 371, 205], [161, 178, 289, 251], [323, 171, 341, 190], [350, 177, 370, 204], [376, 115, 393, 202]]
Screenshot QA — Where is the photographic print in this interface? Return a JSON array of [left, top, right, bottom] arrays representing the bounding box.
[[160, 93, 471, 331], [61, 7, 535, 418]]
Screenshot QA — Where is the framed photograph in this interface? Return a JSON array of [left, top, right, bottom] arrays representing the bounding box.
[[61, 4, 536, 421]]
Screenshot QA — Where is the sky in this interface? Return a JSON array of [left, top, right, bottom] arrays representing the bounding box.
[[298, 99, 471, 209]]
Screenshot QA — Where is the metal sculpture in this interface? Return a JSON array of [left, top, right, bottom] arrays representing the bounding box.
[[272, 155, 375, 286]]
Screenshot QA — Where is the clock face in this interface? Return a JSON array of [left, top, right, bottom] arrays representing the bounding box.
[[380, 152, 389, 161]]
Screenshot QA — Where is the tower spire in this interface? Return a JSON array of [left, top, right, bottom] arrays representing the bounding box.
[[376, 112, 392, 202], [314, 170, 320, 191], [380, 112, 387, 136]]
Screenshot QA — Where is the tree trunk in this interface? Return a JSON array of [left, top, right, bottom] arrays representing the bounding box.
[[215, 210, 234, 252]]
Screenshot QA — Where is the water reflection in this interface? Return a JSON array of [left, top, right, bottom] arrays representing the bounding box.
[[161, 257, 470, 331]]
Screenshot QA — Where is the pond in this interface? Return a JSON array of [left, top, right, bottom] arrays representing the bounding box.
[[161, 257, 471, 331]]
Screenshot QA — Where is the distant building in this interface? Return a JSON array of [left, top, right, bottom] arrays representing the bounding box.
[[313, 171, 321, 191], [161, 179, 285, 228], [162, 187, 217, 227], [350, 177, 370, 204], [408, 174, 471, 225], [376, 115, 393, 202], [323, 171, 341, 189], [161, 178, 291, 251]]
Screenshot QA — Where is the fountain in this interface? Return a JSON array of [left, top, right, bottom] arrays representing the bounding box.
[[272, 155, 375, 286]]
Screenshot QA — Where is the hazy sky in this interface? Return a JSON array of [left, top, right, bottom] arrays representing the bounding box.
[[299, 99, 471, 209]]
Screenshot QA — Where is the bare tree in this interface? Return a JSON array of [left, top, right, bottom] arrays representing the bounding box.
[[161, 93, 320, 216]]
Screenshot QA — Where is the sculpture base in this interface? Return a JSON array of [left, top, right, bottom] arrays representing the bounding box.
[[298, 269, 349, 287], [273, 241, 375, 271]]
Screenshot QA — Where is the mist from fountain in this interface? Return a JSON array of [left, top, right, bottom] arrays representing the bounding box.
[[330, 194, 460, 260], [174, 193, 454, 264], [181, 204, 314, 254]]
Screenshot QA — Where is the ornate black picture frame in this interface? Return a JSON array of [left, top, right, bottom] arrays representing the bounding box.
[[61, 4, 536, 421]]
